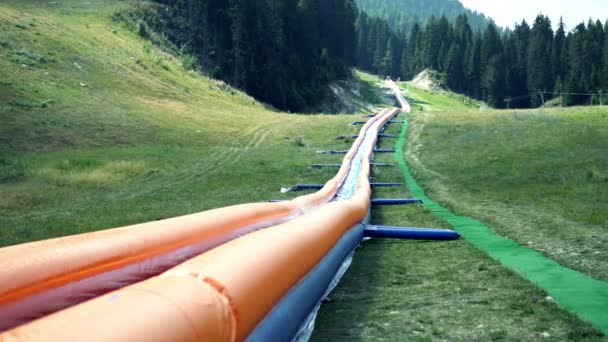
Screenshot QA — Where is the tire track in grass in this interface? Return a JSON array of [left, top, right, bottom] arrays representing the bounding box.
[[395, 115, 608, 335], [0, 124, 275, 223]]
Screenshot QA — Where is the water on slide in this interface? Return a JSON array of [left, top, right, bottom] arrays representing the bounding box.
[[334, 119, 381, 201]]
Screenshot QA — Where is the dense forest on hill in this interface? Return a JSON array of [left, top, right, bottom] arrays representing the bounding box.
[[355, 0, 489, 33], [126, 0, 606, 110], [122, 0, 357, 111], [356, 13, 608, 108]]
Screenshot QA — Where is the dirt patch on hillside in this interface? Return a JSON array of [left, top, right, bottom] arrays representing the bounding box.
[[411, 69, 444, 91]]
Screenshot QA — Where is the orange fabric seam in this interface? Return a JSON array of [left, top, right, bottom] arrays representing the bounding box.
[[201, 276, 239, 341]]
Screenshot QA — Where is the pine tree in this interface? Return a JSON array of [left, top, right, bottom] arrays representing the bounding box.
[[422, 16, 442, 69], [452, 14, 472, 92], [587, 20, 605, 91], [480, 22, 501, 71], [552, 18, 566, 87], [480, 22, 503, 103], [296, 0, 321, 100], [483, 55, 506, 107], [401, 45, 410, 79], [604, 21, 608, 88], [355, 12, 370, 69], [565, 24, 587, 105], [445, 42, 465, 92], [408, 22, 422, 74], [507, 20, 530, 107], [527, 15, 553, 107], [466, 33, 482, 99], [365, 21, 378, 71], [373, 22, 389, 73], [229, 0, 248, 87], [339, 0, 358, 64], [383, 36, 401, 77], [436, 16, 452, 71]]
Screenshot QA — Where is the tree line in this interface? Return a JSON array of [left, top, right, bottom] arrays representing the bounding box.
[[137, 1, 606, 110], [355, 0, 489, 35], [141, 0, 357, 111], [356, 13, 608, 108]]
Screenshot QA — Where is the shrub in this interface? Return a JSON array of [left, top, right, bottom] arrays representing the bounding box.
[[137, 20, 148, 38], [295, 135, 307, 147], [0, 157, 25, 183], [181, 54, 197, 71], [153, 55, 169, 71], [8, 49, 46, 66], [142, 42, 152, 54]]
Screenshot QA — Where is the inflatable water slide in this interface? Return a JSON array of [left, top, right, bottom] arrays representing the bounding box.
[[0, 82, 456, 341]]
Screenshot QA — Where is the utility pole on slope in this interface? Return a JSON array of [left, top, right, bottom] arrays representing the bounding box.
[[539, 91, 545, 107]]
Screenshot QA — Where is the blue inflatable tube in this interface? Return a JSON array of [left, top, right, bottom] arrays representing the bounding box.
[[364, 225, 460, 240], [373, 148, 396, 153], [295, 184, 325, 190], [371, 198, 422, 205], [336, 134, 359, 140], [370, 182, 403, 187], [247, 224, 364, 341]]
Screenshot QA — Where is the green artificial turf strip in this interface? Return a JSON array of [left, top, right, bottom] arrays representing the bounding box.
[[395, 114, 608, 335]]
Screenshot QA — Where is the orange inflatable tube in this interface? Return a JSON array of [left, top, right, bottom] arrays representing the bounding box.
[[1, 104, 400, 341], [1, 193, 369, 342], [0, 108, 397, 331]]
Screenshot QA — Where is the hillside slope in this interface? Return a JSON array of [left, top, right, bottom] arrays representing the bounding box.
[[355, 0, 490, 33], [0, 0, 357, 246], [406, 106, 608, 281]]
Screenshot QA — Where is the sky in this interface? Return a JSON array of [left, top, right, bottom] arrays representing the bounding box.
[[459, 0, 608, 31]]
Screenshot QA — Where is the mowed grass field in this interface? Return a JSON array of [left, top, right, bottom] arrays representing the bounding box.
[[312, 79, 605, 341], [405, 106, 608, 282], [0, 1, 606, 341]]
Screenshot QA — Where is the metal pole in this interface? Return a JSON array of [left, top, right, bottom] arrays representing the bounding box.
[[561, 84, 563, 107], [540, 91, 545, 107], [600, 90, 603, 106]]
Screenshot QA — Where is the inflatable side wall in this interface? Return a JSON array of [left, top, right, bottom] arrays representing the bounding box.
[[0, 85, 406, 341]]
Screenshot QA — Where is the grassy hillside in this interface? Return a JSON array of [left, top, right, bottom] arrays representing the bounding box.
[[0, 1, 604, 340], [0, 0, 359, 246], [400, 81, 481, 112], [308, 70, 393, 114], [405, 106, 608, 281], [312, 75, 604, 340]]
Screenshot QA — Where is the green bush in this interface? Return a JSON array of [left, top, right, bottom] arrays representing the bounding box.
[[153, 55, 170, 71], [8, 49, 46, 66], [142, 42, 152, 54], [181, 54, 197, 71], [295, 135, 307, 147], [54, 157, 102, 171], [137, 20, 148, 38], [0, 156, 25, 183]]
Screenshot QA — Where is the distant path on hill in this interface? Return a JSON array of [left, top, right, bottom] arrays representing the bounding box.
[[393, 105, 608, 335]]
